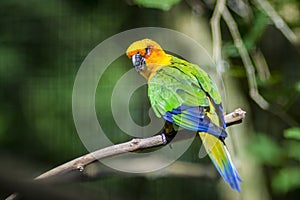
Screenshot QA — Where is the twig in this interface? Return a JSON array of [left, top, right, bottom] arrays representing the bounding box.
[[251, 48, 271, 82], [6, 108, 246, 200], [221, 5, 298, 126], [210, 0, 227, 100], [211, 0, 225, 66], [253, 0, 298, 45], [222, 6, 270, 110], [224, 108, 246, 124]]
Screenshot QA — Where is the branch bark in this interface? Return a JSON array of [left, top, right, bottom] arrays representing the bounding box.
[[6, 108, 246, 200], [211, 0, 225, 65]]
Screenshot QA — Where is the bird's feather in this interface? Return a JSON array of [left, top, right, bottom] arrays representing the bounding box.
[[199, 132, 242, 191], [148, 56, 241, 191], [127, 39, 241, 191]]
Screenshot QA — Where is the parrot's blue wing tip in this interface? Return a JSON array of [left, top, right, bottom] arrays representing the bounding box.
[[219, 158, 242, 192]]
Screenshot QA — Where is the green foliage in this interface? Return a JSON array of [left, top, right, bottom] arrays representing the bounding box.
[[243, 11, 269, 51], [223, 10, 269, 58], [0, 114, 7, 142], [0, 47, 25, 83], [133, 0, 181, 11], [272, 167, 300, 194], [274, 127, 300, 193], [0, 0, 129, 160], [250, 128, 300, 194], [95, 57, 135, 143], [249, 134, 282, 165], [284, 127, 300, 140], [284, 140, 300, 161], [295, 81, 300, 92], [283, 127, 300, 161]]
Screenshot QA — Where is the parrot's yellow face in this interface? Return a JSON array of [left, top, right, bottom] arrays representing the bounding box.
[[126, 39, 171, 80]]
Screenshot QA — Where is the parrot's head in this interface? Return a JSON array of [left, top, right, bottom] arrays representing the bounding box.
[[126, 39, 171, 80]]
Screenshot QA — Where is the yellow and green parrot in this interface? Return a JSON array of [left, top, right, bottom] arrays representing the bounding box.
[[126, 39, 241, 191]]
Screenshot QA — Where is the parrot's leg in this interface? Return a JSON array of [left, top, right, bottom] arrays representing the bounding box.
[[160, 121, 178, 144]]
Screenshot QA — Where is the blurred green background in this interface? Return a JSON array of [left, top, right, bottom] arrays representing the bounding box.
[[1, 0, 300, 199]]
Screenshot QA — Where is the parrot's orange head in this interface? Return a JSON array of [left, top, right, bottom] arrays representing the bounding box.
[[126, 39, 171, 80]]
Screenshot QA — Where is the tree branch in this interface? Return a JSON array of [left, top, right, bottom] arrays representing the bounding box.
[[253, 0, 298, 45], [211, 0, 225, 66], [221, 6, 270, 110], [221, 6, 298, 126], [6, 108, 246, 200], [210, 0, 227, 100]]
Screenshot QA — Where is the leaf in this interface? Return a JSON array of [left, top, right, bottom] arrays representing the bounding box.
[[284, 140, 300, 161], [284, 127, 300, 140], [249, 134, 282, 166], [133, 0, 181, 11], [295, 81, 300, 92], [272, 167, 300, 193]]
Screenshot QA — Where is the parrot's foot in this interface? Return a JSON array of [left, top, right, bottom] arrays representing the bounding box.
[[161, 133, 168, 144], [162, 130, 178, 144]]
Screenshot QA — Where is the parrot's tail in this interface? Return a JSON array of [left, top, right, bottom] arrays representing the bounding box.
[[199, 132, 241, 192]]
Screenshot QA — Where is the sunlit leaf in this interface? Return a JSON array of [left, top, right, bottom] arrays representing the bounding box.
[[133, 0, 181, 11], [272, 167, 300, 193], [284, 127, 300, 140]]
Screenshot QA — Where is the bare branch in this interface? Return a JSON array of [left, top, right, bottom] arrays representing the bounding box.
[[210, 0, 227, 99], [6, 108, 246, 200], [251, 49, 271, 82], [253, 0, 298, 45], [6, 194, 18, 200], [221, 6, 298, 126], [224, 108, 246, 124], [222, 6, 270, 110], [211, 0, 225, 65], [36, 135, 167, 180]]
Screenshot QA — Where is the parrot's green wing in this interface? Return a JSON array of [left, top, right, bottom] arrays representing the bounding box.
[[149, 56, 222, 117], [148, 56, 226, 137], [147, 55, 240, 191], [148, 66, 209, 117], [171, 56, 222, 105]]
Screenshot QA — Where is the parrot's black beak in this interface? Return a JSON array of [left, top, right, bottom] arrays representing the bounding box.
[[132, 53, 146, 73]]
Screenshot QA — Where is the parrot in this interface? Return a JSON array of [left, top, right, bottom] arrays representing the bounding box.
[[126, 38, 241, 191]]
